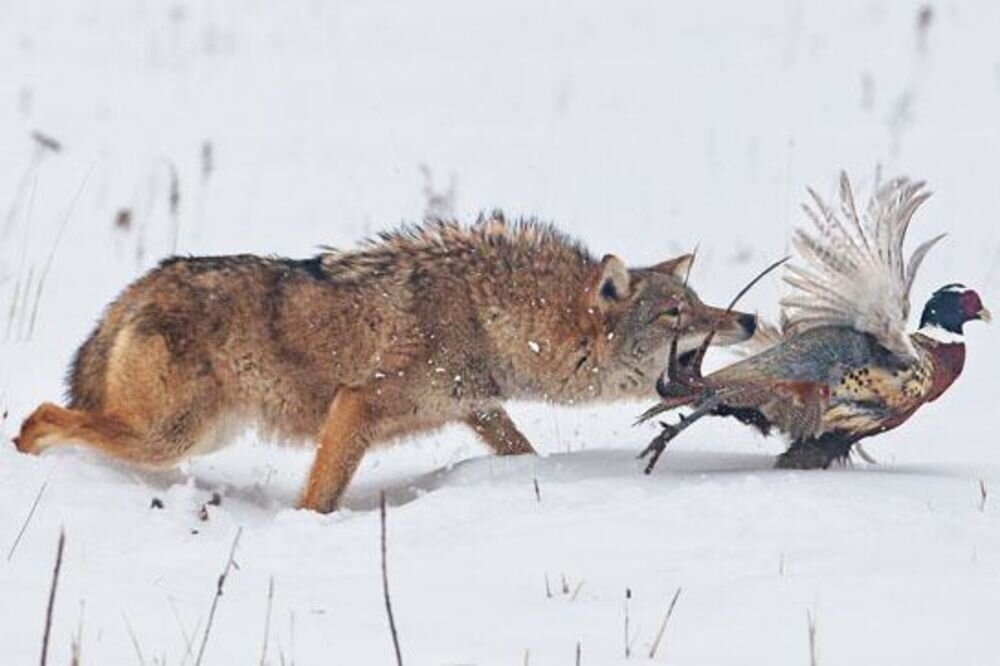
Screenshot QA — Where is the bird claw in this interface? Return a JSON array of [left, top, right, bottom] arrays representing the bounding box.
[[638, 419, 683, 474]]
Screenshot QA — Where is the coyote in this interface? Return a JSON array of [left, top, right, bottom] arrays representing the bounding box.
[[15, 216, 756, 512]]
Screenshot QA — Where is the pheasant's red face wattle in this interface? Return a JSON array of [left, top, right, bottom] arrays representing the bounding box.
[[959, 289, 991, 323]]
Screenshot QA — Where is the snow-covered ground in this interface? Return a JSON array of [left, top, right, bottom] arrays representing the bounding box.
[[2, 0, 1000, 663]]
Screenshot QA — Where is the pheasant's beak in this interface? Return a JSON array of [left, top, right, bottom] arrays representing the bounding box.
[[978, 307, 992, 323]]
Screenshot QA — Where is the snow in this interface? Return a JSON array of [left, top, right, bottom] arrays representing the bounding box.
[[2, 0, 1000, 663]]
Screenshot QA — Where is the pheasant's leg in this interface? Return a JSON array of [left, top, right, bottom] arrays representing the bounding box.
[[639, 395, 719, 474], [775, 432, 856, 470]]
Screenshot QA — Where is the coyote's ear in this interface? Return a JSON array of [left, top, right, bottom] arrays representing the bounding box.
[[651, 253, 694, 280], [593, 254, 630, 306]]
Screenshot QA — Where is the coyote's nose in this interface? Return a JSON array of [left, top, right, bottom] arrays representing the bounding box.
[[655, 375, 670, 399], [737, 313, 757, 336]]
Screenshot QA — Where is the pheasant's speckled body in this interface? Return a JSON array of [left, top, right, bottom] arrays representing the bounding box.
[[639, 172, 989, 470], [648, 326, 968, 468]]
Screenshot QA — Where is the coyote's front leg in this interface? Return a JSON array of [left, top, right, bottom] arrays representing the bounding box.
[[465, 407, 537, 456]]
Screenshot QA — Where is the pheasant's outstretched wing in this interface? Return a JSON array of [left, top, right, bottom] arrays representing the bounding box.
[[780, 171, 944, 360]]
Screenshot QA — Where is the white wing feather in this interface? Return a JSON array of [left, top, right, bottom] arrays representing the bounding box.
[[779, 171, 944, 359]]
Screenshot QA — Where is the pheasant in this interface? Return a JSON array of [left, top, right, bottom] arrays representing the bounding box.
[[638, 172, 991, 472]]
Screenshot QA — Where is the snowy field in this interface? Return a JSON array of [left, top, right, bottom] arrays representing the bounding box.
[[2, 0, 1000, 663]]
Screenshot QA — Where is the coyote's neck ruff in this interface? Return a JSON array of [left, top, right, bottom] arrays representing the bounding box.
[[15, 215, 755, 512]]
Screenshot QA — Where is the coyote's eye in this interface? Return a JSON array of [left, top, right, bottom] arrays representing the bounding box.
[[653, 304, 682, 322]]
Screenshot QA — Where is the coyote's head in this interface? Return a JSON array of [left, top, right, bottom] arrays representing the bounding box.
[[591, 253, 757, 392]]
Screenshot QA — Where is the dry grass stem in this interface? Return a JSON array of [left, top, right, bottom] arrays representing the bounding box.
[[807, 609, 818, 666], [194, 527, 243, 666], [381, 492, 404, 666], [28, 164, 96, 339], [259, 576, 275, 666], [123, 612, 147, 666], [648, 587, 682, 659], [39, 529, 65, 666], [8, 480, 47, 562]]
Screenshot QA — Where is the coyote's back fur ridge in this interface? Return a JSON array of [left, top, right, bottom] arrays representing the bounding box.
[[16, 214, 756, 512]]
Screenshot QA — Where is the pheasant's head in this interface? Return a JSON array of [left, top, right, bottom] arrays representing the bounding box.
[[919, 285, 991, 334]]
